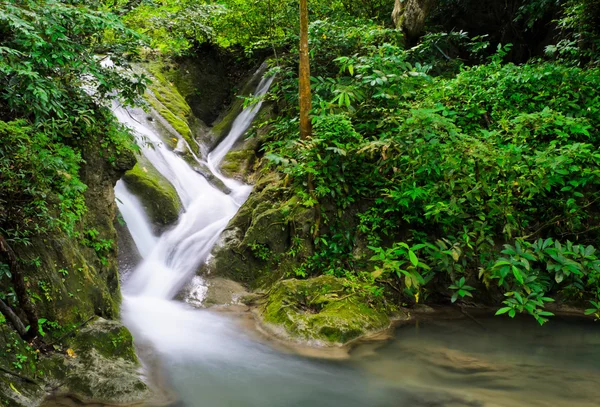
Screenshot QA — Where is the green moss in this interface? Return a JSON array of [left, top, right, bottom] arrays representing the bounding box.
[[122, 157, 181, 225], [71, 318, 137, 363], [211, 96, 245, 143], [221, 149, 256, 179], [141, 62, 197, 148], [260, 276, 391, 344]]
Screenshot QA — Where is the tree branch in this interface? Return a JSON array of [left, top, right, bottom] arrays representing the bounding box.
[[0, 298, 27, 338], [0, 234, 39, 339]]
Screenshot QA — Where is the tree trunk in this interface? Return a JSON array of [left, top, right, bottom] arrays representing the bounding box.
[[392, 0, 436, 45], [299, 0, 312, 140], [0, 298, 27, 338], [0, 234, 39, 339]]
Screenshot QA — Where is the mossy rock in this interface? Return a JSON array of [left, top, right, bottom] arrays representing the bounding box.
[[259, 276, 391, 345], [139, 61, 198, 151], [10, 130, 133, 327], [59, 318, 149, 405], [219, 136, 259, 181], [71, 318, 137, 363], [202, 173, 293, 285], [122, 157, 181, 226]]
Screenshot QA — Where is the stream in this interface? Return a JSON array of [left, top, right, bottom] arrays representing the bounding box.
[[111, 72, 600, 407]]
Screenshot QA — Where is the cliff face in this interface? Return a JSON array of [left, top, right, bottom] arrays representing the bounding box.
[[0, 135, 150, 407], [16, 136, 135, 326]]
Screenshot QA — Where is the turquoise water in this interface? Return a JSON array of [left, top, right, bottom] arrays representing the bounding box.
[[154, 314, 600, 407]]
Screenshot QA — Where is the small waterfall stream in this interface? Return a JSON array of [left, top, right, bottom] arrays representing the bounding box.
[[115, 73, 269, 307], [112, 71, 375, 406]]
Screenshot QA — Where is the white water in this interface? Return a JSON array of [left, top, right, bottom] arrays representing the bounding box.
[[114, 77, 273, 299], [114, 70, 274, 353], [115, 181, 157, 258], [207, 74, 275, 192]]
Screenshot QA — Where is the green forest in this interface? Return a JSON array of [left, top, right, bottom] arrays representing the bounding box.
[[1, 0, 600, 405]]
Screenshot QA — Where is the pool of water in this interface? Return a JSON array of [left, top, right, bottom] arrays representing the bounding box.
[[143, 312, 600, 407]]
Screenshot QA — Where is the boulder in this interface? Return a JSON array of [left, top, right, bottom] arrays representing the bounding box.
[[258, 276, 391, 345], [122, 157, 181, 226], [59, 318, 150, 405]]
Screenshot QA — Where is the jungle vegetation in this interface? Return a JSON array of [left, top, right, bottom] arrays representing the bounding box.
[[1, 0, 600, 356]]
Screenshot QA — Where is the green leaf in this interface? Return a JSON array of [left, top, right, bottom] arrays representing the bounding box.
[[495, 307, 512, 315], [512, 265, 524, 284], [408, 250, 418, 267]]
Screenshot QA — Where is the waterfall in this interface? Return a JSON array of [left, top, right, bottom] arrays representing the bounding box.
[[113, 69, 382, 407], [115, 181, 157, 259], [207, 74, 275, 192], [113, 68, 272, 352], [115, 74, 272, 299]]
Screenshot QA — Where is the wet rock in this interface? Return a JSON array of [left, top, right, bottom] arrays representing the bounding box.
[[122, 157, 181, 226], [191, 165, 232, 195], [203, 277, 249, 307]]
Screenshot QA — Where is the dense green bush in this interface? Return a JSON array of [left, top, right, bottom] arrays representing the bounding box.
[[0, 121, 86, 242], [261, 18, 600, 323], [0, 0, 147, 243]]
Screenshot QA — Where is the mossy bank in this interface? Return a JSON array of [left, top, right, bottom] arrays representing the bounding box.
[[0, 134, 148, 406]]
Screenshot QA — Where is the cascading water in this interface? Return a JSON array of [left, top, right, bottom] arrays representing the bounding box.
[[115, 181, 157, 259], [113, 70, 382, 406], [206, 75, 274, 192]]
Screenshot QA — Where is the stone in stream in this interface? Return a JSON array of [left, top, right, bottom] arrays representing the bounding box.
[[122, 156, 182, 227], [257, 275, 393, 346]]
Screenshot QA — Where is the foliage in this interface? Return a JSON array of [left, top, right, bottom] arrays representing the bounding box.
[[122, 0, 225, 55], [0, 121, 86, 242], [0, 0, 147, 125], [117, 0, 393, 55], [0, 0, 148, 243], [259, 16, 600, 323], [545, 0, 600, 65]]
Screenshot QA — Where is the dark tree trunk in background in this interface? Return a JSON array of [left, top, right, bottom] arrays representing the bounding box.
[[0, 234, 39, 339], [299, 0, 312, 141], [393, 0, 436, 45]]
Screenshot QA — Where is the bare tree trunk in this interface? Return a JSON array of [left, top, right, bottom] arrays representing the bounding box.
[[299, 0, 312, 141], [392, 0, 436, 45], [0, 234, 39, 339], [299, 0, 319, 234], [0, 298, 27, 338]]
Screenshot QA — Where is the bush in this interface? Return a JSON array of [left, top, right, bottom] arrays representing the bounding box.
[[261, 19, 600, 323]]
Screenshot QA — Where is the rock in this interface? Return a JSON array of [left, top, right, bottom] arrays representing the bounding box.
[[60, 318, 150, 405], [202, 277, 249, 307], [258, 276, 391, 346], [220, 149, 256, 181], [191, 164, 232, 195], [142, 62, 197, 150], [122, 157, 181, 226]]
